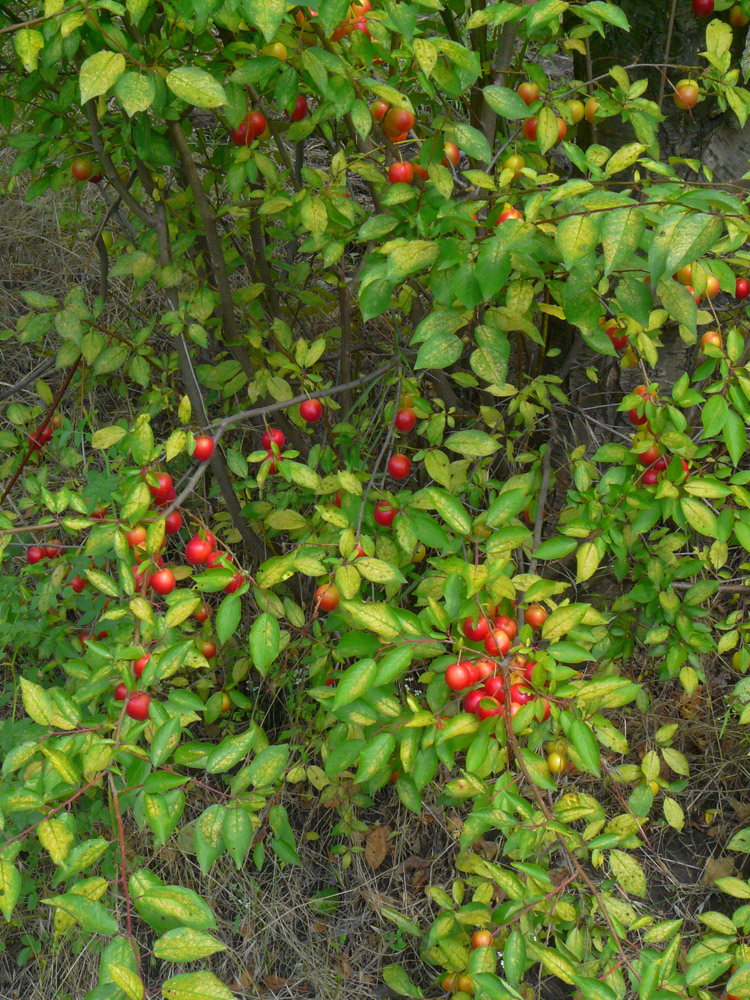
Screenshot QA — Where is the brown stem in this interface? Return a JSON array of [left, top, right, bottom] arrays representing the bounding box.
[[480, 22, 517, 142], [1, 358, 82, 504], [151, 202, 265, 562], [84, 100, 154, 225], [108, 773, 141, 977], [501, 685, 638, 979], [338, 265, 353, 413]]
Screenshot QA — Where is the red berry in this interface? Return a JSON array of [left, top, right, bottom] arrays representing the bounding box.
[[150, 568, 176, 595], [394, 409, 416, 433], [493, 615, 517, 640], [484, 676, 504, 698], [231, 116, 256, 147], [194, 603, 209, 622], [68, 574, 86, 593], [224, 572, 244, 593], [114, 683, 128, 701], [463, 616, 490, 642], [247, 111, 266, 136], [484, 628, 511, 657], [164, 510, 183, 534], [737, 277, 750, 299], [261, 428, 285, 450], [692, 0, 714, 14], [26, 546, 45, 565], [134, 654, 151, 679], [153, 486, 177, 509], [206, 550, 232, 569], [72, 157, 94, 181], [387, 454, 411, 480], [510, 683, 533, 706], [192, 435, 215, 461], [126, 692, 151, 720], [300, 399, 324, 423], [374, 501, 398, 527], [388, 161, 414, 185], [476, 697, 503, 720], [287, 94, 309, 121], [642, 467, 660, 486], [445, 662, 472, 691], [185, 536, 213, 566], [522, 117, 539, 141], [45, 543, 61, 558], [464, 689, 484, 715], [148, 472, 173, 502]]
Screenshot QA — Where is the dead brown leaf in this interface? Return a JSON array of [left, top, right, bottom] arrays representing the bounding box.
[[365, 825, 390, 869], [702, 856, 734, 886]]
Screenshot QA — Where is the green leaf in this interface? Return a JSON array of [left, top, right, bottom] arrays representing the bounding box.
[[165, 69, 227, 108], [0, 859, 22, 921], [702, 394, 729, 436], [162, 971, 235, 1000], [222, 809, 253, 869], [576, 540, 602, 583], [43, 894, 118, 935], [386, 241, 439, 279], [451, 122, 491, 163], [332, 659, 378, 711], [14, 29, 45, 73], [482, 85, 530, 120], [556, 213, 600, 270], [415, 332, 463, 370], [685, 953, 733, 987], [486, 488, 529, 526], [444, 430, 499, 458], [246, 744, 289, 789], [249, 613, 280, 676], [134, 885, 217, 932], [382, 964, 423, 998], [604, 143, 646, 177], [680, 498, 718, 538], [356, 558, 407, 585], [724, 410, 747, 466], [470, 325, 510, 387], [355, 733, 396, 782], [380, 905, 421, 936], [114, 73, 156, 116], [568, 719, 601, 777], [79, 51, 126, 104], [602, 207, 644, 276], [533, 537, 578, 560], [422, 488, 472, 535], [341, 600, 402, 638], [204, 729, 257, 774], [609, 850, 646, 897], [216, 593, 241, 646], [91, 426, 128, 449], [154, 928, 227, 962]]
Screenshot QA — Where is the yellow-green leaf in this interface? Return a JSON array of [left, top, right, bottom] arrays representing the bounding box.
[[79, 51, 126, 104]]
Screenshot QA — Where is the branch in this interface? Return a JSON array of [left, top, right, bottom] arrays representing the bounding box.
[[150, 201, 265, 561], [500, 686, 639, 980], [0, 359, 54, 404], [84, 100, 154, 226], [163, 362, 395, 518], [479, 22, 517, 141], [0, 357, 82, 504]]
